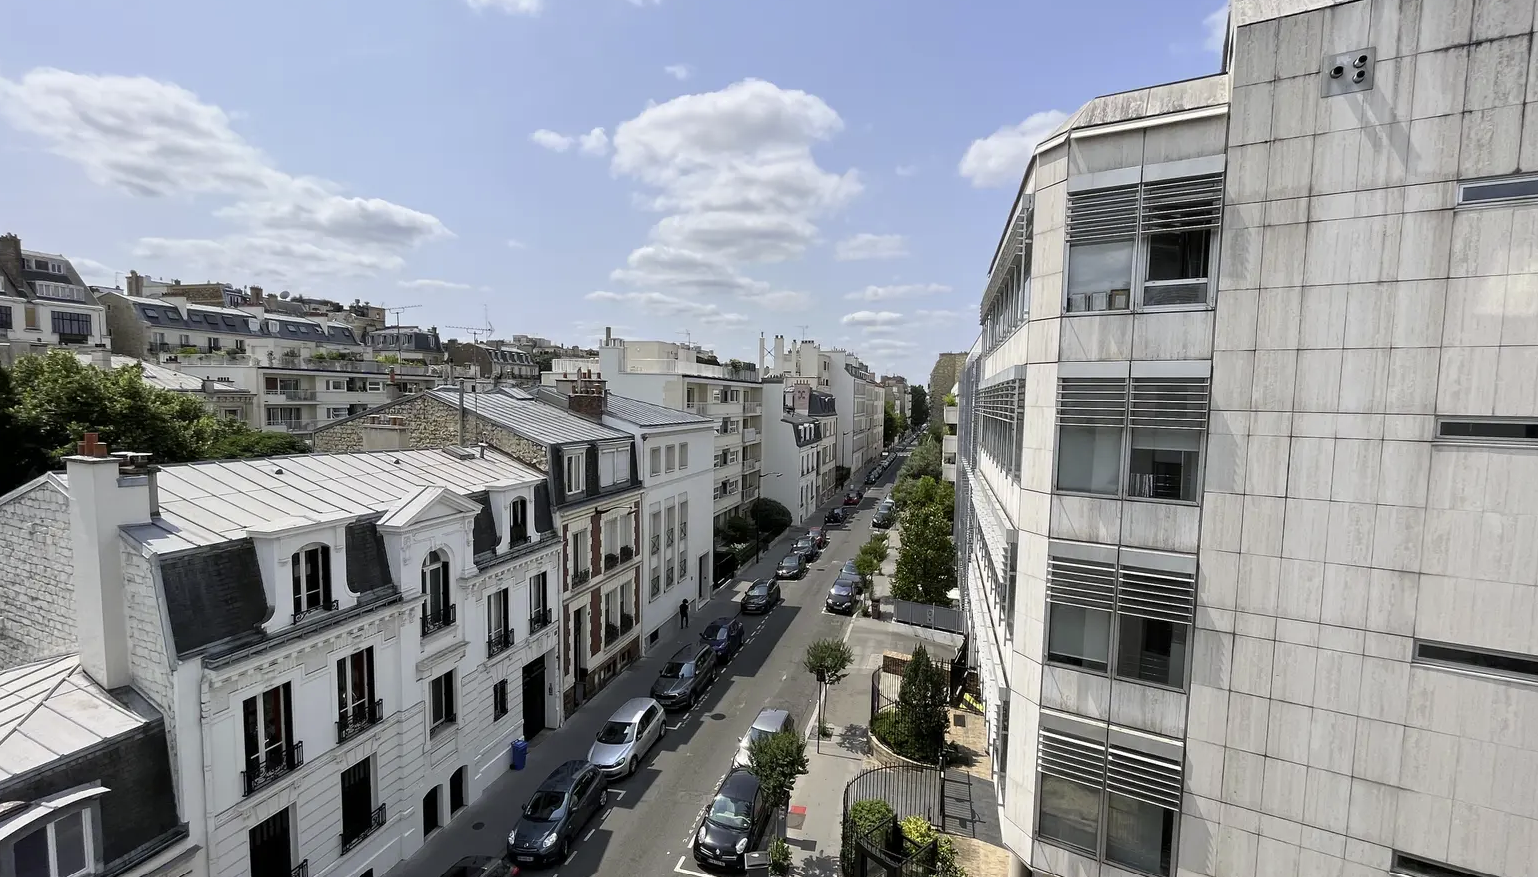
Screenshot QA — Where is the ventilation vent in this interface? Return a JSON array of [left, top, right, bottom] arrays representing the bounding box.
[[1046, 555, 1117, 610], [1457, 175, 1538, 207], [1321, 46, 1376, 98], [1057, 378, 1129, 428], [1037, 729, 1106, 788], [1116, 565, 1198, 624], [1129, 377, 1211, 430], [1067, 185, 1139, 243], [1106, 744, 1183, 810], [1140, 174, 1224, 233], [441, 446, 477, 460], [1141, 281, 1209, 308]]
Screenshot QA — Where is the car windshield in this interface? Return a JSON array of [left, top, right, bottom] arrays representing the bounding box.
[[843, 561, 857, 574], [747, 726, 775, 745], [748, 584, 769, 596], [707, 793, 752, 830], [795, 538, 812, 548], [523, 790, 567, 821], [780, 556, 799, 567], [596, 721, 634, 745], [705, 624, 726, 641], [661, 661, 693, 679], [832, 584, 854, 597]]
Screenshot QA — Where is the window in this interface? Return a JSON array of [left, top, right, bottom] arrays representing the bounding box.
[[493, 679, 510, 720], [488, 588, 511, 657], [1391, 852, 1491, 877], [327, 379, 347, 391], [565, 451, 586, 494], [650, 447, 663, 476], [529, 572, 549, 624], [0, 306, 11, 330], [327, 407, 349, 419], [1413, 640, 1538, 683], [340, 757, 381, 852], [1065, 173, 1221, 313], [1457, 172, 1538, 207], [13, 810, 90, 877], [678, 500, 688, 543], [509, 498, 529, 544], [367, 380, 384, 392], [429, 671, 457, 732], [421, 550, 455, 634], [24, 304, 38, 331], [650, 510, 662, 554], [50, 310, 92, 340], [665, 506, 675, 548], [665, 444, 677, 472], [1036, 729, 1181, 876], [678, 442, 689, 469], [570, 529, 591, 582], [651, 570, 662, 599], [1045, 544, 1196, 691], [291, 544, 334, 623], [242, 683, 299, 795], [222, 408, 242, 419], [1437, 418, 1538, 443], [1055, 372, 1210, 503], [336, 647, 378, 742], [600, 446, 626, 487]]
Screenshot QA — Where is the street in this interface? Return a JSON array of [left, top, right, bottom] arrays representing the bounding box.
[[392, 449, 908, 877]]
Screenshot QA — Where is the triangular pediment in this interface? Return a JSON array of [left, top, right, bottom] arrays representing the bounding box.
[[378, 485, 481, 530]]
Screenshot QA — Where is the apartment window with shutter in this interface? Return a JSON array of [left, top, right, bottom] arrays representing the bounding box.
[[600, 446, 627, 486], [1036, 728, 1182, 875], [1056, 369, 1210, 503], [678, 442, 689, 470], [429, 671, 457, 733]]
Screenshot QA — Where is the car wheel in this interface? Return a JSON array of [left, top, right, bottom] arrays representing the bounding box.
[[561, 838, 571, 860], [628, 756, 638, 777]]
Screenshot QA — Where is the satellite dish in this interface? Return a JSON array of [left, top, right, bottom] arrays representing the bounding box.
[[279, 290, 291, 300]]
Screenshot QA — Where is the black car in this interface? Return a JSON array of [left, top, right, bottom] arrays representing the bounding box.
[[651, 642, 719, 710], [440, 858, 519, 877], [834, 570, 865, 596], [701, 617, 746, 660], [864, 470, 880, 485], [826, 580, 857, 615], [506, 761, 608, 866], [694, 769, 773, 871], [741, 578, 781, 614], [824, 507, 849, 525], [872, 510, 894, 529], [792, 536, 819, 561], [775, 553, 807, 580]]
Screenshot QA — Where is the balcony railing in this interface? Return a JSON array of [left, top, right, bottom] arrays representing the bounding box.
[[742, 428, 759, 443], [620, 545, 634, 562], [284, 389, 317, 401], [621, 612, 635, 634], [680, 520, 688, 538], [421, 603, 457, 638], [529, 607, 552, 633], [650, 575, 662, 598], [571, 568, 592, 587], [604, 552, 620, 572], [488, 628, 513, 658], [509, 525, 528, 545], [650, 534, 661, 555], [665, 530, 675, 547], [340, 805, 387, 854], [292, 600, 339, 625], [292, 861, 309, 877], [241, 742, 304, 797], [745, 401, 763, 414], [336, 699, 384, 744], [743, 459, 761, 473]]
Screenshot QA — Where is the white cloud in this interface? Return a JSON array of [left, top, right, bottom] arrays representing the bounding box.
[[0, 68, 448, 286], [608, 78, 860, 307], [843, 283, 949, 302], [664, 64, 693, 81], [399, 278, 472, 290], [958, 109, 1069, 188], [530, 129, 574, 152], [759, 290, 812, 311], [841, 310, 906, 328], [895, 165, 917, 177], [1203, 6, 1230, 53], [70, 256, 120, 286], [585, 290, 748, 326], [506, 238, 527, 249], [916, 308, 965, 320], [466, 0, 544, 15], [862, 337, 917, 354], [578, 127, 610, 157], [835, 232, 908, 261]]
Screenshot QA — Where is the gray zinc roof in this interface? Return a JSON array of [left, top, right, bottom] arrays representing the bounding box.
[[102, 446, 545, 553], [428, 387, 631, 446], [601, 394, 713, 428], [0, 655, 147, 782]]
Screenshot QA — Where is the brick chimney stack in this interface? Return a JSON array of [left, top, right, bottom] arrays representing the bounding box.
[[566, 369, 607, 420], [0, 233, 23, 284]]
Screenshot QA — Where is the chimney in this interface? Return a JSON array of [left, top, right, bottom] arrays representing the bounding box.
[[566, 370, 607, 420], [65, 434, 153, 690], [0, 233, 22, 284], [773, 335, 785, 374], [250, 284, 263, 300], [604, 326, 612, 345], [89, 348, 113, 370], [126, 270, 143, 297]]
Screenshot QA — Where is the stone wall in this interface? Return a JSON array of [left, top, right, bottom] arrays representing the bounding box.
[[0, 479, 77, 669], [312, 394, 551, 472]]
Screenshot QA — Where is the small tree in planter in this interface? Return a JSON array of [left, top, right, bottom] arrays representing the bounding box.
[[747, 728, 809, 813], [804, 638, 854, 740], [895, 644, 949, 763]]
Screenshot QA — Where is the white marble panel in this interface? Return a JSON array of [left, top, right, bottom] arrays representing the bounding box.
[[1391, 280, 1450, 347], [1451, 207, 1517, 278], [1418, 0, 1475, 51], [1385, 346, 1440, 414], [1256, 286, 1303, 350], [1260, 223, 1309, 287], [1332, 439, 1383, 503], [1303, 765, 1353, 832], [1228, 689, 1272, 752], [1277, 557, 1325, 620], [1321, 561, 1371, 628], [1299, 286, 1349, 349], [1131, 310, 1215, 360], [1406, 113, 1465, 184], [1224, 747, 1267, 810]]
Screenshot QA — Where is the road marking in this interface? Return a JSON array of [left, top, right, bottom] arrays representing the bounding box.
[[584, 828, 596, 841], [608, 790, 626, 799], [674, 856, 712, 877]]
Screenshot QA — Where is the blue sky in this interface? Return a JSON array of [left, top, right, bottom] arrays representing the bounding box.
[[0, 0, 1226, 380]]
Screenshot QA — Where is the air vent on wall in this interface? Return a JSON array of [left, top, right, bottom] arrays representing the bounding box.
[[1321, 47, 1375, 98]]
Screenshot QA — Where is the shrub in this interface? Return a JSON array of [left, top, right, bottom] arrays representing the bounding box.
[[899, 815, 965, 877], [841, 798, 895, 877], [750, 497, 793, 538], [769, 837, 792, 876]]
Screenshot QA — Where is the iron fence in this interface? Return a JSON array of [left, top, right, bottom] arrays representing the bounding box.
[[887, 599, 964, 633], [841, 766, 943, 877]]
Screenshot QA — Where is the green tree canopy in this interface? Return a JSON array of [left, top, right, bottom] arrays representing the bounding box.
[[749, 497, 793, 537], [909, 385, 930, 426], [892, 504, 956, 606], [746, 728, 810, 810], [899, 439, 942, 483], [895, 644, 950, 761], [883, 401, 898, 444], [893, 475, 954, 521]]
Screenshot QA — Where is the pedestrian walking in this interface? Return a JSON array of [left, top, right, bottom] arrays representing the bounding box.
[[679, 598, 690, 629]]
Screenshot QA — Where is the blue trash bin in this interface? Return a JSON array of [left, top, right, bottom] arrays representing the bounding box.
[[510, 738, 528, 771]]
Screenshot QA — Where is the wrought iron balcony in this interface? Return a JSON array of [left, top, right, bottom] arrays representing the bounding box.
[[336, 699, 384, 744], [421, 603, 457, 637], [665, 530, 675, 547], [241, 742, 304, 797], [488, 628, 513, 658], [292, 600, 339, 625], [529, 607, 552, 633], [604, 552, 620, 572], [571, 568, 592, 587], [604, 622, 620, 648], [340, 804, 387, 854], [620, 545, 635, 562], [292, 861, 309, 877], [509, 525, 528, 545], [680, 521, 688, 537], [620, 612, 635, 634], [650, 534, 660, 555]]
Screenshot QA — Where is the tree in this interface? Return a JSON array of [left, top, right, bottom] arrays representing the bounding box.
[[895, 644, 949, 762], [749, 497, 792, 538], [803, 638, 854, 738], [0, 367, 52, 496], [883, 401, 898, 444], [746, 728, 809, 812], [898, 439, 942, 483], [910, 385, 930, 426], [893, 475, 954, 521], [854, 551, 880, 582], [892, 504, 956, 606], [204, 421, 311, 459]]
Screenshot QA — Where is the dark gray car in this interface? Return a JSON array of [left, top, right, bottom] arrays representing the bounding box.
[[651, 643, 719, 710]]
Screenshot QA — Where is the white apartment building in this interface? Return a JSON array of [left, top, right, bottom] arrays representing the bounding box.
[[764, 336, 882, 476], [0, 441, 563, 877], [954, 3, 1538, 877], [0, 235, 111, 353], [547, 332, 767, 528], [760, 379, 841, 524]]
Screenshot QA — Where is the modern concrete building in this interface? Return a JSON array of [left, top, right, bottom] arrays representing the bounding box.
[[953, 2, 1538, 877], [942, 384, 959, 483]]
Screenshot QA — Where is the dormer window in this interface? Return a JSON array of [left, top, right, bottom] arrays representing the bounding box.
[[12, 808, 91, 877], [509, 498, 529, 545], [421, 550, 456, 637], [292, 544, 335, 623], [599, 446, 628, 487], [564, 452, 586, 495]]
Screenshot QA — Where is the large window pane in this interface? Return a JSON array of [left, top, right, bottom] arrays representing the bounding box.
[[13, 825, 48, 877], [1127, 428, 1201, 501], [1105, 793, 1175, 876], [1066, 241, 1134, 311], [1056, 425, 1123, 494], [1115, 617, 1189, 689], [1047, 604, 1111, 672], [54, 810, 87, 876], [1037, 774, 1101, 853]]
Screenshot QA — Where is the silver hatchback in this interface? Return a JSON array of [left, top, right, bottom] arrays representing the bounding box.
[[588, 697, 666, 778], [732, 707, 796, 769]]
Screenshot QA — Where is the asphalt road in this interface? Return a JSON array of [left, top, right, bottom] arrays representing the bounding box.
[[394, 445, 911, 877]]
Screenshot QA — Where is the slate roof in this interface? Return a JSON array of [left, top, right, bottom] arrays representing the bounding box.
[[119, 293, 362, 344], [157, 541, 270, 657], [426, 387, 631, 446], [0, 656, 148, 782], [345, 517, 395, 593], [579, 391, 711, 429]]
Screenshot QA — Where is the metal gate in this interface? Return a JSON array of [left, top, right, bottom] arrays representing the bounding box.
[[887, 599, 964, 633]]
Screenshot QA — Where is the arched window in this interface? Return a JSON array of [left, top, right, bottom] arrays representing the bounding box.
[[291, 543, 334, 623], [421, 550, 455, 635], [509, 498, 529, 545]]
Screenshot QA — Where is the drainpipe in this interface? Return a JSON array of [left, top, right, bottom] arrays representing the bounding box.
[[458, 379, 467, 446]]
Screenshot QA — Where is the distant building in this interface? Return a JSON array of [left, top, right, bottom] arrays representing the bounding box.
[[880, 375, 910, 421], [368, 325, 445, 366], [760, 378, 839, 523], [926, 352, 965, 417], [446, 340, 539, 383], [765, 336, 881, 474], [0, 234, 110, 353]]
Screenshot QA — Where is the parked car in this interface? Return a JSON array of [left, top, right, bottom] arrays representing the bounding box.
[[732, 708, 797, 769], [775, 553, 807, 580], [834, 570, 865, 596], [439, 857, 519, 877], [843, 491, 862, 506], [872, 508, 895, 529], [824, 507, 849, 525], [807, 526, 828, 548], [864, 470, 880, 486], [587, 697, 666, 779], [506, 760, 608, 866], [840, 559, 860, 579], [694, 769, 774, 871], [701, 616, 746, 660], [651, 642, 719, 710], [741, 578, 781, 614], [793, 535, 819, 561], [826, 580, 857, 615]]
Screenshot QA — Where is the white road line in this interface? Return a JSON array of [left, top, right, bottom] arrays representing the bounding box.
[[584, 828, 596, 841], [674, 855, 712, 877]]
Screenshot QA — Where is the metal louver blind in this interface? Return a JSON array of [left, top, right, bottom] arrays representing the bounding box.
[[1106, 744, 1183, 810], [1058, 377, 1129, 428], [1038, 729, 1107, 788], [1116, 565, 1197, 623], [1067, 186, 1139, 243], [1129, 377, 1210, 430], [1140, 174, 1224, 234], [1046, 555, 1117, 610]]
